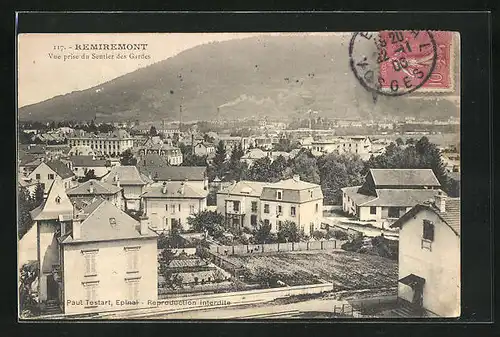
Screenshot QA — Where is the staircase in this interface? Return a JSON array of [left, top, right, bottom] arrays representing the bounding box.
[[387, 300, 424, 318], [41, 300, 62, 315]]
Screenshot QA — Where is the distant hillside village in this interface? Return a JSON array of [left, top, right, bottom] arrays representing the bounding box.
[[18, 116, 460, 319]]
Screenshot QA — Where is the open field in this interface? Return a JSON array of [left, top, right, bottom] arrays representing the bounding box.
[[225, 250, 398, 290]]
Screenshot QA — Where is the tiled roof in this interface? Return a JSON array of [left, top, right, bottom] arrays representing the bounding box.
[[139, 164, 206, 182], [391, 197, 460, 236], [341, 186, 377, 205], [369, 169, 441, 187], [218, 180, 270, 197], [67, 179, 122, 196], [103, 166, 150, 186], [69, 155, 109, 167], [261, 178, 323, 203], [142, 182, 208, 199], [61, 199, 157, 244], [45, 160, 75, 179], [361, 189, 442, 207]]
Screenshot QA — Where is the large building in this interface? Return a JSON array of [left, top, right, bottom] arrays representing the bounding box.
[[217, 175, 324, 236], [68, 130, 134, 157], [141, 181, 209, 232], [341, 169, 443, 222], [391, 193, 460, 317], [29, 180, 158, 315], [216, 181, 270, 230]]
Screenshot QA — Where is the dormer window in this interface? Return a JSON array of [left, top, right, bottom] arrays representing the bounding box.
[[277, 190, 283, 200], [109, 217, 117, 228], [55, 196, 61, 204]]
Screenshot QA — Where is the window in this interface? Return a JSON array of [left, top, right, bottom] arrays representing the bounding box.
[[277, 205, 282, 215], [171, 204, 176, 214], [278, 221, 282, 230], [84, 282, 98, 305], [315, 203, 319, 213], [277, 190, 283, 200], [423, 220, 435, 241], [178, 204, 181, 212], [189, 204, 195, 214], [251, 201, 258, 213], [165, 204, 168, 211], [232, 217, 239, 226], [290, 206, 296, 217], [264, 219, 270, 227], [233, 201, 240, 212], [35, 174, 40, 180], [370, 206, 377, 215], [251, 215, 258, 226], [127, 280, 139, 301], [48, 174, 55, 180], [83, 250, 98, 276], [264, 204, 270, 214], [310, 223, 315, 234]]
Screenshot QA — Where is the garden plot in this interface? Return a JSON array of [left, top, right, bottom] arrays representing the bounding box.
[[224, 250, 398, 290]]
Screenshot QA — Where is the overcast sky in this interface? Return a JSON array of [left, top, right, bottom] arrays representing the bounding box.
[[18, 33, 345, 108]]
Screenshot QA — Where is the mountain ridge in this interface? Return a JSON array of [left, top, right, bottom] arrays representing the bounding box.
[[19, 35, 459, 122]]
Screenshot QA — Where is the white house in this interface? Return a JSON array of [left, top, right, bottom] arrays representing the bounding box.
[[391, 194, 460, 317], [260, 175, 323, 236], [341, 169, 443, 223], [68, 156, 111, 179], [59, 199, 158, 315], [193, 142, 216, 157], [27, 160, 76, 193], [141, 181, 209, 232], [216, 181, 270, 230]]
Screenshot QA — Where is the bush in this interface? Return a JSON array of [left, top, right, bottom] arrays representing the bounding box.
[[311, 230, 326, 240], [327, 229, 349, 241]]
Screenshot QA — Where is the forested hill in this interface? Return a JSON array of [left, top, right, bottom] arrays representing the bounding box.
[[19, 35, 459, 122]]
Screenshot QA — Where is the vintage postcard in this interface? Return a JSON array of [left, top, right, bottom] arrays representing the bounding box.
[[17, 31, 460, 320]]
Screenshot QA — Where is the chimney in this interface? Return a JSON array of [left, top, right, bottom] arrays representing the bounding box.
[[162, 182, 168, 194], [293, 174, 300, 182], [89, 181, 94, 194], [72, 214, 82, 240], [139, 215, 149, 235], [435, 190, 446, 213], [179, 182, 185, 195]]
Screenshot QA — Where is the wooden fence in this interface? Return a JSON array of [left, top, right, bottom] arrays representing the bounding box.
[[208, 239, 340, 256]]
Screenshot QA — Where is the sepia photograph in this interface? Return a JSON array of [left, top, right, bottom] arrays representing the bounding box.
[[17, 31, 461, 320]]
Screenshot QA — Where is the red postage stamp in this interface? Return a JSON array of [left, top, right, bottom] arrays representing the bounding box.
[[378, 31, 455, 93]]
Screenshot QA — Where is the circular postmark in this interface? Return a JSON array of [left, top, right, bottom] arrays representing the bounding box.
[[349, 31, 437, 96]]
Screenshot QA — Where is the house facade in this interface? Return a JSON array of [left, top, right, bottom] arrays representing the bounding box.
[[216, 181, 269, 230], [341, 169, 443, 223], [391, 194, 460, 317], [217, 176, 324, 236], [141, 181, 208, 232], [260, 175, 323, 236], [66, 179, 123, 210], [68, 130, 134, 157], [102, 166, 152, 211], [27, 160, 76, 193], [193, 142, 216, 157], [67, 156, 111, 179], [59, 200, 158, 315]]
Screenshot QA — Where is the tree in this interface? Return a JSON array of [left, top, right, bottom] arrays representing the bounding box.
[[254, 221, 273, 244], [277, 220, 302, 243], [395, 137, 404, 146], [120, 148, 137, 166], [32, 183, 44, 208], [18, 187, 34, 239], [317, 153, 365, 205], [290, 151, 320, 184], [212, 141, 227, 180], [149, 126, 158, 136], [79, 169, 97, 183], [19, 261, 40, 317], [187, 210, 224, 236], [97, 123, 115, 133]]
